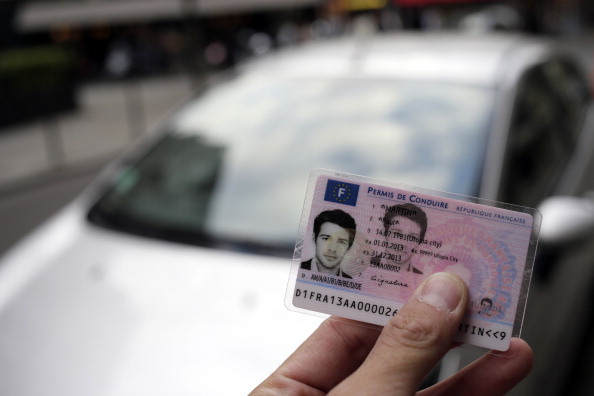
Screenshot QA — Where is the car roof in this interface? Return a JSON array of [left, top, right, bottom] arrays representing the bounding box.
[[241, 32, 559, 88]]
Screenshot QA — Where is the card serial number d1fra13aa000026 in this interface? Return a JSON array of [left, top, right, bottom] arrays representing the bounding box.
[[286, 170, 541, 351]]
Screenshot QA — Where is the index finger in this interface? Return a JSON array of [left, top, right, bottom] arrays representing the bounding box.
[[252, 317, 381, 394]]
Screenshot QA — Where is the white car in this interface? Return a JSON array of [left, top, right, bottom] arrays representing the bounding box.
[[1, 32, 594, 396]]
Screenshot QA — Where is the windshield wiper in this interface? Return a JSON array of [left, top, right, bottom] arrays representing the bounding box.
[[87, 205, 216, 247], [87, 205, 293, 257]]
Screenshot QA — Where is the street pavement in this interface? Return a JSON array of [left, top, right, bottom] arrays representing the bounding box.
[[0, 74, 197, 187], [0, 73, 198, 254]]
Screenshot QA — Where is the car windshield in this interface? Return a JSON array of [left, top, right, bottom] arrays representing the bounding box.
[[88, 74, 493, 254]]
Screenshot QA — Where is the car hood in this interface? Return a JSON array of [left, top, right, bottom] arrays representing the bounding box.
[[0, 202, 323, 396]]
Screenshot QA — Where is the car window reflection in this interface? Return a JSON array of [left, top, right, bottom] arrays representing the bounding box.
[[89, 77, 493, 254]]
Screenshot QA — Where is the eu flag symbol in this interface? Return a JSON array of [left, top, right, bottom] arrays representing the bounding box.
[[324, 180, 360, 207]]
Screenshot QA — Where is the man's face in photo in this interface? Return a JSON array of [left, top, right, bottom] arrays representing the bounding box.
[[315, 222, 351, 271], [387, 216, 421, 264], [480, 300, 492, 315]]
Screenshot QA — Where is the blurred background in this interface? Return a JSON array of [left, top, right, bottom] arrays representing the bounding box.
[[1, 0, 594, 253], [2, 1, 594, 395]]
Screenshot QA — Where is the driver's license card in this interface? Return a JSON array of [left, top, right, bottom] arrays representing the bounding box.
[[286, 170, 540, 351]]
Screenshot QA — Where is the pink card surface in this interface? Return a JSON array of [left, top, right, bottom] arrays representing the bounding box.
[[287, 170, 540, 351]]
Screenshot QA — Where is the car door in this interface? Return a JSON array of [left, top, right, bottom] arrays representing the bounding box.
[[499, 59, 594, 396], [457, 57, 594, 396], [497, 58, 590, 208]]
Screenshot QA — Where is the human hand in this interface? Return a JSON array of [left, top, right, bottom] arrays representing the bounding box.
[[251, 272, 533, 395]]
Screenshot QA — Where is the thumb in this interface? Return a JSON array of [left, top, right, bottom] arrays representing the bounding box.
[[330, 272, 468, 396]]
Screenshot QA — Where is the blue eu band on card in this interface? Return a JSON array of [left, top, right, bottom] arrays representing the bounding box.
[[286, 169, 540, 351], [324, 180, 360, 206]]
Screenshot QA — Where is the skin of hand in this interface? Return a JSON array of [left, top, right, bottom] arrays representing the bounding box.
[[251, 272, 533, 396]]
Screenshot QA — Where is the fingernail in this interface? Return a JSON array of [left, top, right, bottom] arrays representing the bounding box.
[[418, 273, 463, 312]]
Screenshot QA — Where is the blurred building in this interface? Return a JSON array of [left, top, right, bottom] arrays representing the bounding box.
[[9, 0, 323, 79], [3, 0, 593, 81], [0, 0, 326, 126], [386, 0, 591, 32]]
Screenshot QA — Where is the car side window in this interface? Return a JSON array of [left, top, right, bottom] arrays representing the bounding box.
[[499, 59, 590, 207]]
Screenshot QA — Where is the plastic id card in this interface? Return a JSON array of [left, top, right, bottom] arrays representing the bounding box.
[[286, 169, 541, 351]]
